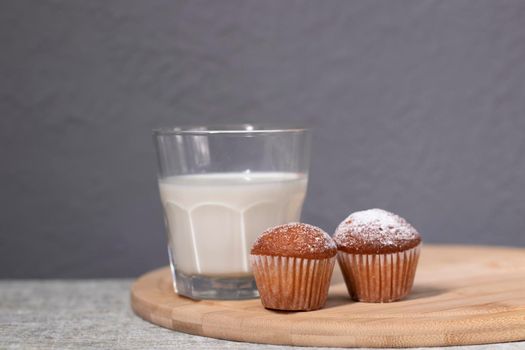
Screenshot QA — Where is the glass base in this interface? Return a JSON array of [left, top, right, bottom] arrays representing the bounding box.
[[172, 270, 259, 300]]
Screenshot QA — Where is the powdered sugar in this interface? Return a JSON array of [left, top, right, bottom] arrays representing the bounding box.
[[334, 209, 420, 248]]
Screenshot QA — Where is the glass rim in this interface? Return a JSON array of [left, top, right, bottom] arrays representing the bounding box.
[[153, 123, 311, 136]]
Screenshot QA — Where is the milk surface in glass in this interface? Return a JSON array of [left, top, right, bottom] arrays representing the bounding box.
[[159, 172, 307, 276]]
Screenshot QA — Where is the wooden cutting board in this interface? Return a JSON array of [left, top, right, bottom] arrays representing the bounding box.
[[131, 245, 525, 348]]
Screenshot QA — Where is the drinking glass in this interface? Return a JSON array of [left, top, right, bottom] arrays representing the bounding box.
[[153, 124, 311, 300]]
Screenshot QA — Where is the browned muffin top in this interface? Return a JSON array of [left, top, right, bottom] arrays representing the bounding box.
[[251, 223, 337, 259], [333, 209, 421, 254]]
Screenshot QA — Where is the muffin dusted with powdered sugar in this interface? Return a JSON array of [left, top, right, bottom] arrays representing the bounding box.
[[250, 223, 336, 311], [334, 209, 421, 254], [334, 209, 422, 303]]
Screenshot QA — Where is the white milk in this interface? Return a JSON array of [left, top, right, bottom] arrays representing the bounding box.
[[159, 172, 308, 276]]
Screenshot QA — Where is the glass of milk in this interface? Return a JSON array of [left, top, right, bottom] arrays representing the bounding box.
[[153, 124, 311, 300]]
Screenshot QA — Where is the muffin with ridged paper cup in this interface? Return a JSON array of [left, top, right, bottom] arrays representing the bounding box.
[[333, 209, 422, 303], [250, 223, 337, 311]]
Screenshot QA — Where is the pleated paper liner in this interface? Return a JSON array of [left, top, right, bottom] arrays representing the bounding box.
[[250, 255, 335, 310], [337, 244, 421, 302]]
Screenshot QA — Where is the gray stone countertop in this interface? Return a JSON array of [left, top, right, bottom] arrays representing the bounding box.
[[1, 280, 524, 350]]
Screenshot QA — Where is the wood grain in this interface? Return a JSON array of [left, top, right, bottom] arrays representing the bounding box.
[[131, 245, 525, 348]]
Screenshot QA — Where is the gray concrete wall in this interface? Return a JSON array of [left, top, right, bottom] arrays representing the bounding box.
[[1, 0, 525, 278]]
